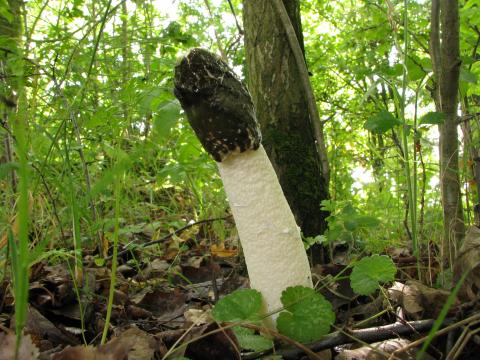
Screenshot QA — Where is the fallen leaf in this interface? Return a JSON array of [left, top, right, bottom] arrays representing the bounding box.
[[454, 226, 480, 301], [210, 244, 238, 258], [0, 331, 40, 360], [335, 339, 418, 360]]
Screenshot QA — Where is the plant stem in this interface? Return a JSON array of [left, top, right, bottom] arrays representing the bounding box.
[[101, 167, 121, 344]]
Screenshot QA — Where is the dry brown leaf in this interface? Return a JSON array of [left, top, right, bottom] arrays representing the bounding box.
[[210, 243, 238, 258], [52, 336, 134, 360], [114, 327, 157, 360], [454, 226, 480, 301], [335, 339, 416, 360], [0, 331, 39, 360], [184, 308, 211, 326], [388, 280, 451, 318]]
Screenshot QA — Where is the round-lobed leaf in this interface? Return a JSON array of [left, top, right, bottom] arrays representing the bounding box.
[[277, 286, 335, 343], [350, 255, 397, 295], [233, 327, 273, 352], [211, 289, 263, 323]]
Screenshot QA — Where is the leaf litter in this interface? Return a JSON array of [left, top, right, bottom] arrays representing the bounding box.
[[0, 222, 479, 359]]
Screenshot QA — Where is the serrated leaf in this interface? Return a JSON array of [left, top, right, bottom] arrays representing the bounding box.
[[350, 255, 397, 295], [364, 110, 402, 134], [277, 286, 335, 343], [419, 112, 445, 125], [211, 289, 263, 322], [233, 327, 273, 352]]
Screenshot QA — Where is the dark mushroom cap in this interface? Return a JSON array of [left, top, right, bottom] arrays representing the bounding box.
[[174, 48, 261, 162]]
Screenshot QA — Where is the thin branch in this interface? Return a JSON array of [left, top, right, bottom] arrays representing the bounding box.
[[271, 0, 330, 187], [245, 318, 451, 360]]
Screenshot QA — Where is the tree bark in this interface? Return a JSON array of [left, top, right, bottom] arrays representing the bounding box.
[[429, 0, 465, 263], [243, 0, 329, 263]]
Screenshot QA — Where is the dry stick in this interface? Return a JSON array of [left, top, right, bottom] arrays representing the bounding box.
[[448, 324, 480, 360], [226, 0, 243, 35], [244, 318, 444, 360], [271, 0, 330, 186], [108, 215, 232, 260], [391, 313, 480, 358]]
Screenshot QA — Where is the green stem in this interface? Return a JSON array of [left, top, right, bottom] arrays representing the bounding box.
[[101, 168, 122, 344]]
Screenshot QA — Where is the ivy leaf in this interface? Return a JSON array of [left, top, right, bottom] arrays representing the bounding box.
[[419, 112, 445, 125], [233, 327, 273, 352], [364, 110, 402, 134], [211, 289, 263, 323], [350, 255, 396, 295], [277, 286, 335, 343]]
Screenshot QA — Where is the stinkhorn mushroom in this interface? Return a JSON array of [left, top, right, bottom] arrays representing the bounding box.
[[173, 48, 313, 324]]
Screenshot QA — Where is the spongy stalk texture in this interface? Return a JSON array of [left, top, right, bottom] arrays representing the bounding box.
[[218, 144, 313, 321]]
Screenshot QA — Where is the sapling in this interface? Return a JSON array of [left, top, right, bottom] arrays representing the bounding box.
[[174, 48, 312, 325]]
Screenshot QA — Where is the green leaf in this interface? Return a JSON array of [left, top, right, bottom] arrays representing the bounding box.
[[0, 0, 14, 23], [344, 218, 358, 231], [406, 58, 426, 82], [233, 327, 273, 351], [153, 101, 181, 139], [0, 162, 19, 180], [460, 68, 477, 84], [350, 255, 396, 295], [354, 215, 380, 228], [211, 289, 263, 323], [277, 286, 335, 343], [364, 110, 402, 134], [419, 112, 445, 125]]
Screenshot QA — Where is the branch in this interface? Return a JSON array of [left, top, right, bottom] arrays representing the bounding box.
[[429, 0, 441, 106], [270, 0, 330, 187], [245, 318, 450, 360]]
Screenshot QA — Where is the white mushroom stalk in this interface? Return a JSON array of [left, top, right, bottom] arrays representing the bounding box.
[[174, 48, 313, 325]]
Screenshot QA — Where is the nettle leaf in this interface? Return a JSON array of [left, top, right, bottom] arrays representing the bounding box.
[[277, 286, 335, 343], [364, 110, 402, 134], [419, 112, 445, 125], [350, 255, 396, 295], [211, 289, 263, 323], [233, 327, 273, 352]]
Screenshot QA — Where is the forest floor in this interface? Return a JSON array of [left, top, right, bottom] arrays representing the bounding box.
[[0, 219, 479, 360]]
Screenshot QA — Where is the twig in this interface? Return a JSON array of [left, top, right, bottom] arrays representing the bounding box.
[[107, 215, 232, 260], [244, 318, 450, 360]]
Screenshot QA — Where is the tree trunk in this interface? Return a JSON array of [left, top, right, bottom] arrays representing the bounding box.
[[243, 0, 329, 264], [429, 0, 465, 263]]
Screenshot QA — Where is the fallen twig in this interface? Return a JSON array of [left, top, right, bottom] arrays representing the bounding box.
[[244, 318, 453, 360]]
